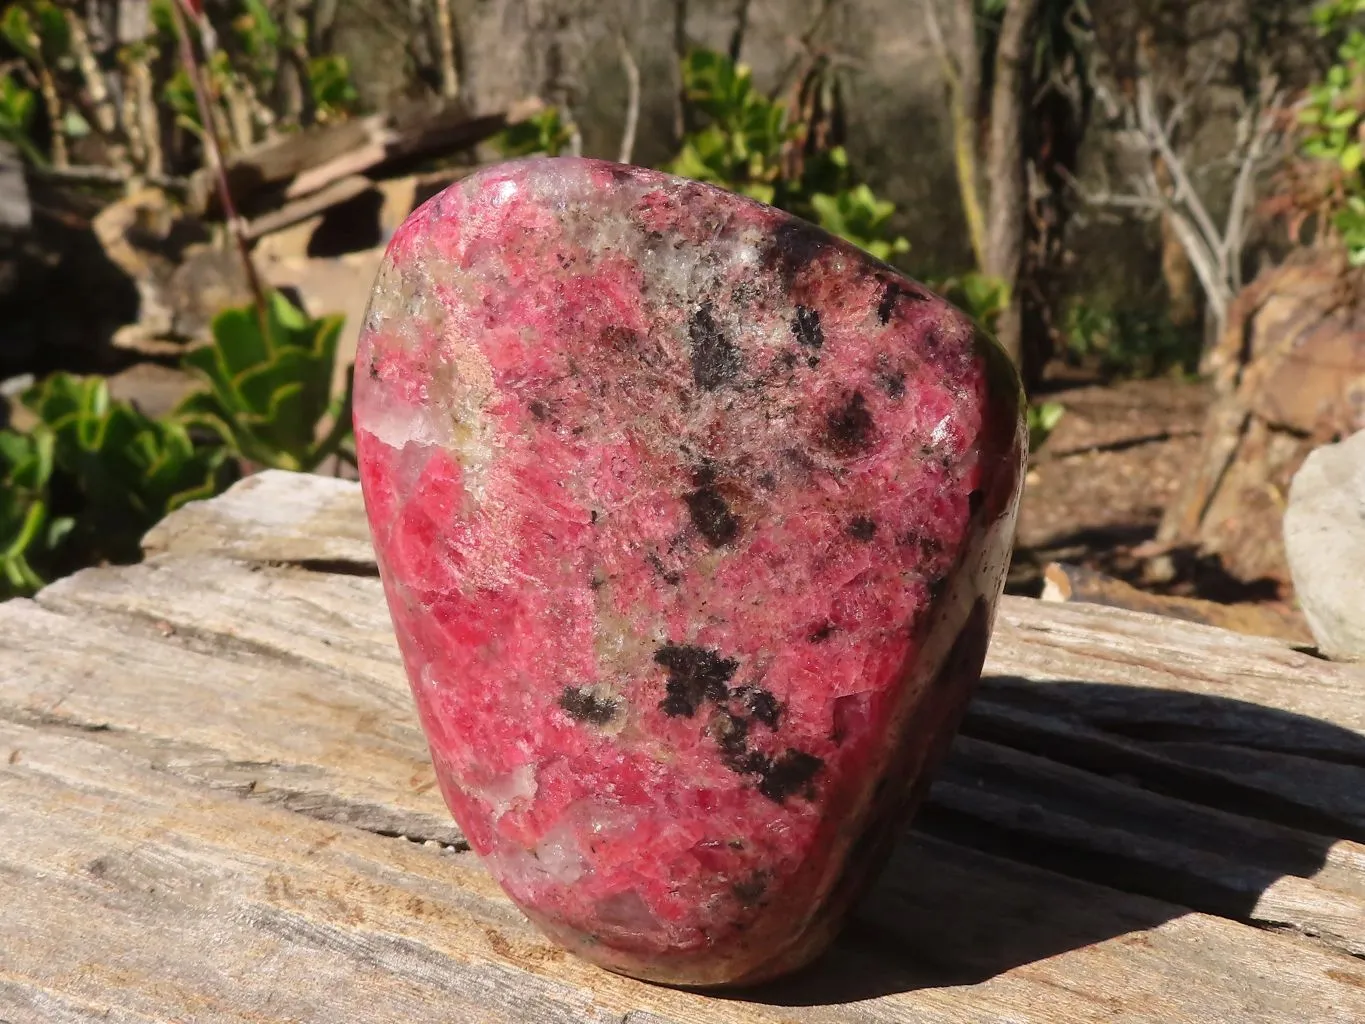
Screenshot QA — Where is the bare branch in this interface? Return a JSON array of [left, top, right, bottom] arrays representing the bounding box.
[[1135, 76, 1222, 257], [775, 0, 836, 94], [567, 112, 583, 159], [922, 0, 987, 268], [1059, 167, 1164, 213], [168, 0, 267, 327], [920, 0, 955, 83], [1079, 64, 1289, 344], [1164, 207, 1227, 327], [671, 0, 689, 145], [728, 0, 752, 64], [617, 34, 640, 165], [65, 9, 118, 137], [1223, 86, 1285, 292], [433, 0, 460, 101]]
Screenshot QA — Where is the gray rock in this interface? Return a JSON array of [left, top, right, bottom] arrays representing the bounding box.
[[0, 141, 31, 308], [1284, 429, 1365, 662], [0, 141, 29, 234]]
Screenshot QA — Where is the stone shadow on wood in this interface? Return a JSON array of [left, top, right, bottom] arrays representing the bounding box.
[[731, 678, 1365, 1005]]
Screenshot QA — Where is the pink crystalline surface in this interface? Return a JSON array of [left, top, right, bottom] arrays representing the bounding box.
[[354, 157, 1025, 986]]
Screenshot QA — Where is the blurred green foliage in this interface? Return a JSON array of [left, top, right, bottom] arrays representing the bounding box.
[[1027, 400, 1066, 452], [0, 74, 41, 164], [1060, 299, 1200, 378], [0, 374, 238, 598], [1, 1, 70, 68], [495, 49, 910, 263], [1301, 0, 1365, 262], [176, 292, 353, 473], [668, 50, 909, 260], [0, 293, 354, 599], [0, 427, 66, 595], [496, 107, 575, 158]]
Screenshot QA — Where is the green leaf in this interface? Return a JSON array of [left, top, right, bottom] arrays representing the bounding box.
[[1344, 142, 1364, 173], [178, 291, 352, 470], [61, 108, 90, 138], [210, 306, 271, 376], [1028, 401, 1066, 451], [1, 7, 38, 63]]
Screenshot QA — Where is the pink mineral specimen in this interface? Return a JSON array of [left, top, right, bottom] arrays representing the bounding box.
[[354, 157, 1025, 987]]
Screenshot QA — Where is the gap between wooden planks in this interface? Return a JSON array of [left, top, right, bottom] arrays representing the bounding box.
[[1, 469, 1363, 1022]]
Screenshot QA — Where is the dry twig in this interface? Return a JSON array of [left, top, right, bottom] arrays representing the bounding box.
[[617, 34, 640, 165]]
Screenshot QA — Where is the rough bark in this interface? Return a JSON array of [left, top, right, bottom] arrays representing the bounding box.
[[923, 0, 987, 269], [982, 0, 1044, 369]]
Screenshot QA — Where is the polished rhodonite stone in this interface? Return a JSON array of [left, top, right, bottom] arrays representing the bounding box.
[[353, 156, 1026, 987]]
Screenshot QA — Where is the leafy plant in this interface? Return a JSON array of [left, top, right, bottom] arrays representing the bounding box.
[[933, 271, 1011, 330], [308, 54, 358, 121], [667, 49, 790, 204], [1, 1, 71, 68], [0, 73, 41, 164], [1027, 401, 1066, 452], [809, 186, 910, 263], [1296, 0, 1365, 262], [176, 291, 354, 472], [670, 49, 910, 260], [21, 373, 236, 566], [497, 107, 575, 158], [489, 50, 910, 262], [0, 427, 69, 597], [1061, 299, 1199, 378]]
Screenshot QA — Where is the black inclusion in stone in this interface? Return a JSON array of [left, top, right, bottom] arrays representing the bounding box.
[[875, 369, 906, 399], [655, 644, 739, 718], [968, 489, 985, 518], [744, 688, 781, 729], [877, 282, 901, 324], [559, 687, 620, 726], [647, 552, 683, 586], [826, 391, 875, 455], [848, 516, 877, 542], [757, 750, 824, 802], [808, 622, 836, 643], [732, 871, 770, 907], [876, 279, 929, 323], [712, 710, 751, 768], [685, 484, 740, 547], [791, 305, 824, 350], [765, 220, 827, 288], [689, 302, 741, 390]]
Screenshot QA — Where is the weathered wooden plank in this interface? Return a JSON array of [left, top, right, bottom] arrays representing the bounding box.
[[961, 699, 1365, 840], [40, 549, 1365, 785], [4, 719, 1364, 1024], [988, 599, 1365, 734], [4, 470, 1363, 1018], [23, 554, 1365, 959], [140, 471, 373, 566], [141, 472, 1365, 734], [243, 173, 374, 240], [931, 736, 1365, 956], [0, 596, 459, 845]]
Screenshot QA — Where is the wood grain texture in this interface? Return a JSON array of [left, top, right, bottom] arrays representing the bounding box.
[[140, 470, 373, 566], [3, 470, 1364, 1022]]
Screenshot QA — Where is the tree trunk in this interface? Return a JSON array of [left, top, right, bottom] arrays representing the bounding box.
[[982, 0, 1042, 369], [433, 0, 460, 101], [923, 0, 986, 268], [275, 0, 307, 128], [672, 0, 690, 145]]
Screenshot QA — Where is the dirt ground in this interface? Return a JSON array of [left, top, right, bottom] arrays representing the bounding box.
[[1010, 375, 1210, 594]]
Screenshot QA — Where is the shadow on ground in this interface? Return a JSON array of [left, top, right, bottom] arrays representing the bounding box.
[[722, 679, 1365, 1004]]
